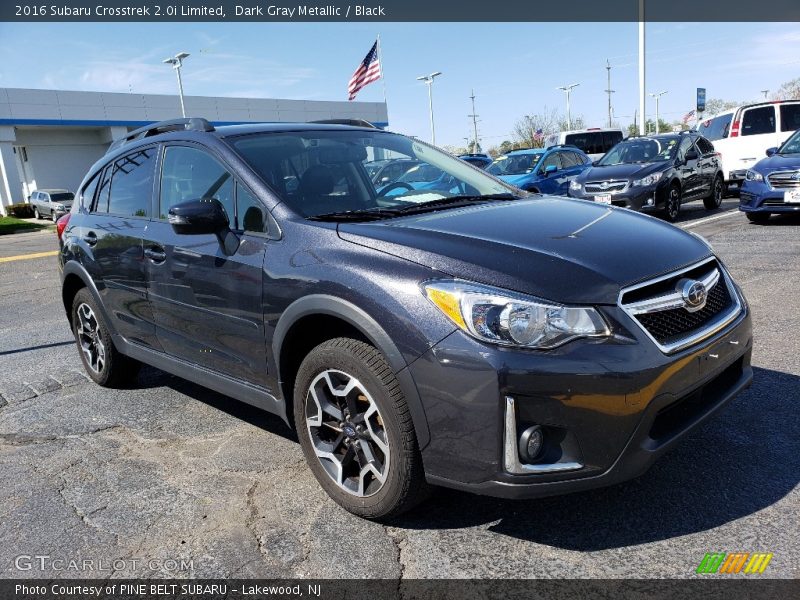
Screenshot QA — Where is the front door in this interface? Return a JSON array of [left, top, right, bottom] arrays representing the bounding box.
[[145, 144, 269, 387]]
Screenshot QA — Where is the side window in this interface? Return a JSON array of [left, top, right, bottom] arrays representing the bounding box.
[[559, 152, 579, 168], [237, 185, 265, 233], [43, 194, 51, 203], [108, 148, 156, 217], [540, 152, 562, 172], [160, 146, 234, 223], [93, 166, 112, 213], [741, 106, 776, 136], [80, 174, 100, 209], [696, 137, 715, 155], [780, 104, 800, 132], [678, 137, 694, 161]]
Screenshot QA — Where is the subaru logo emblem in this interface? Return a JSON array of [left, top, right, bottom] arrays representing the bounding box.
[[600, 181, 610, 189], [678, 279, 707, 312]]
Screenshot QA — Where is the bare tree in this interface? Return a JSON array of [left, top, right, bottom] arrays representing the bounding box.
[[513, 107, 587, 148], [773, 78, 800, 101]]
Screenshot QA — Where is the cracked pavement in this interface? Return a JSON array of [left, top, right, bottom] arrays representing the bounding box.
[[0, 210, 798, 579]]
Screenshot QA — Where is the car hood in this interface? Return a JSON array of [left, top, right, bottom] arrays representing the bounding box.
[[579, 161, 669, 182], [497, 173, 533, 187], [753, 153, 800, 174], [337, 197, 711, 304]]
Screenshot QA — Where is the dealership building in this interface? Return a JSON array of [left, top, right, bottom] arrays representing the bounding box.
[[0, 87, 388, 215]]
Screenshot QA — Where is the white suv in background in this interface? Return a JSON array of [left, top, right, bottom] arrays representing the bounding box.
[[544, 128, 625, 161], [695, 100, 800, 194]]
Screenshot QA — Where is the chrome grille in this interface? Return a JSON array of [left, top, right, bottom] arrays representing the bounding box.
[[584, 180, 628, 194], [618, 258, 742, 354], [768, 170, 800, 189]]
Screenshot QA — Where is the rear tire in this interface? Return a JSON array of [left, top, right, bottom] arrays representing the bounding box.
[[294, 337, 429, 519], [71, 288, 141, 387], [746, 212, 770, 224], [703, 176, 724, 210], [664, 185, 681, 222]]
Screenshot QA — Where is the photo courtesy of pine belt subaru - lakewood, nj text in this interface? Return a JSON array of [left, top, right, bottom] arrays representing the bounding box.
[[57, 118, 752, 518]]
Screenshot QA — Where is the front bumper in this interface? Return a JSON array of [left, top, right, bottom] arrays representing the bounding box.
[[740, 181, 800, 213], [568, 186, 662, 212], [411, 303, 752, 499]]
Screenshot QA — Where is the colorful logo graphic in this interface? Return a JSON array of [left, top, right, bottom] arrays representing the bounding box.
[[696, 552, 773, 574]]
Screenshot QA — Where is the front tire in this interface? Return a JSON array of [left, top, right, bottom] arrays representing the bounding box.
[[746, 212, 770, 224], [71, 288, 140, 387], [664, 185, 681, 222], [703, 176, 724, 210], [294, 338, 428, 519], [34, 207, 41, 220]]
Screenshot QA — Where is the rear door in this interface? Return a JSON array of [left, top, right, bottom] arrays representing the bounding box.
[[145, 143, 270, 387], [695, 136, 718, 192], [80, 146, 161, 349], [677, 136, 702, 198], [738, 105, 778, 168]]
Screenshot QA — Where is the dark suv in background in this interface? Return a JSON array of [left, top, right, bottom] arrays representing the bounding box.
[[568, 132, 724, 221], [58, 118, 752, 518]]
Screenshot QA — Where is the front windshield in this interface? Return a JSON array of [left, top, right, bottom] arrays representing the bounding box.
[[487, 153, 542, 176], [779, 130, 800, 154], [231, 130, 515, 218], [598, 137, 679, 166], [50, 193, 74, 202]]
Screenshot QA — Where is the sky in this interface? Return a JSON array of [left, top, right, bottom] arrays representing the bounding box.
[[0, 21, 799, 148]]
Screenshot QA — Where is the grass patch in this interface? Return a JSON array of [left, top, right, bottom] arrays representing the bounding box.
[[0, 216, 51, 235]]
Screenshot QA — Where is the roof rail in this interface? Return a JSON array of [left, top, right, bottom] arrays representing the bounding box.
[[107, 117, 215, 154], [309, 118, 378, 129]]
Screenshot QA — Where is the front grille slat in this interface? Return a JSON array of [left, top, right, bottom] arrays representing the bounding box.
[[768, 170, 800, 189], [584, 180, 629, 194], [618, 258, 742, 354]]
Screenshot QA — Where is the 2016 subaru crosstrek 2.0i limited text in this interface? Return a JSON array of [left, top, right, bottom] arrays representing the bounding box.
[[58, 118, 753, 519]]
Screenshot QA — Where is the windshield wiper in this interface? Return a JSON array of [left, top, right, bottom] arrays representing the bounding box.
[[308, 193, 519, 222]]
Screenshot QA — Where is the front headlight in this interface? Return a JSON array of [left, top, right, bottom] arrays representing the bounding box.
[[745, 169, 764, 182], [632, 171, 664, 187], [423, 280, 610, 349], [54, 204, 65, 210], [569, 180, 582, 191]]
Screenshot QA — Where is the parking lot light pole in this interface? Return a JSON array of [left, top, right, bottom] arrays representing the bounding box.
[[649, 90, 667, 133], [556, 83, 580, 130], [417, 72, 442, 146], [163, 52, 190, 118]]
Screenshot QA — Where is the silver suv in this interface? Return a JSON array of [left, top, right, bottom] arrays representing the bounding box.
[[30, 189, 74, 222]]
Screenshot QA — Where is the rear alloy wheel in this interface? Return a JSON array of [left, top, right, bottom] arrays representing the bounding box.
[[294, 338, 428, 519], [746, 212, 770, 224], [664, 185, 681, 222], [71, 288, 140, 387], [703, 176, 724, 210]]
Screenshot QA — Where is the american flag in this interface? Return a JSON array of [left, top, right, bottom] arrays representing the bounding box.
[[533, 128, 544, 142], [682, 109, 696, 125], [348, 41, 381, 101]]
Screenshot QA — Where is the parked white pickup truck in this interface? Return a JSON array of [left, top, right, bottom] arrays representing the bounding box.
[[695, 100, 800, 194]]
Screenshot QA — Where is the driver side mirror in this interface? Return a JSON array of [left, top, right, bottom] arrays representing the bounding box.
[[543, 164, 558, 176], [168, 198, 239, 255], [766, 147, 778, 157]]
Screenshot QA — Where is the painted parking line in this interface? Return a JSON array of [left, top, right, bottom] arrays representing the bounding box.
[[679, 209, 740, 230], [0, 250, 58, 263]]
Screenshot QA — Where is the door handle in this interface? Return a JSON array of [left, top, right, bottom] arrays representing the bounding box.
[[144, 247, 166, 263], [82, 231, 98, 246]]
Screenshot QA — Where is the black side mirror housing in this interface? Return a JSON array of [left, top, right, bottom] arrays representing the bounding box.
[[168, 198, 239, 255], [766, 147, 778, 157]]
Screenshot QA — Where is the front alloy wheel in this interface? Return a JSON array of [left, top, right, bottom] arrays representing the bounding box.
[[294, 338, 428, 519], [664, 186, 681, 221], [305, 369, 389, 497]]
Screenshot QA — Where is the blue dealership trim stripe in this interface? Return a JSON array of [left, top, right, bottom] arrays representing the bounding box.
[[0, 118, 389, 128]]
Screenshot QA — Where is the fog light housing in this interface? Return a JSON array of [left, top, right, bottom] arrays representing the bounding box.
[[519, 425, 544, 463]]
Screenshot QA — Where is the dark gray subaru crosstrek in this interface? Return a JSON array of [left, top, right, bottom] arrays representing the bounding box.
[[58, 118, 753, 519]]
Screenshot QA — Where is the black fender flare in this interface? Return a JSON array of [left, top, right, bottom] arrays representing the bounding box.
[[273, 294, 431, 449], [61, 261, 120, 340]]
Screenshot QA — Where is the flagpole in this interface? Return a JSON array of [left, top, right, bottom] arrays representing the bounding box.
[[376, 34, 388, 125]]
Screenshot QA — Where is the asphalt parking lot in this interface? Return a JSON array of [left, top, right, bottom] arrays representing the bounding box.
[[0, 199, 797, 579]]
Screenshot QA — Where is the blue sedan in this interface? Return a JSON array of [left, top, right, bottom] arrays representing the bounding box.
[[740, 128, 800, 223], [486, 146, 592, 195]]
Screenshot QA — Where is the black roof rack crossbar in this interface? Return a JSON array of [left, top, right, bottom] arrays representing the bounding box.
[[107, 117, 215, 154], [309, 119, 378, 129]]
